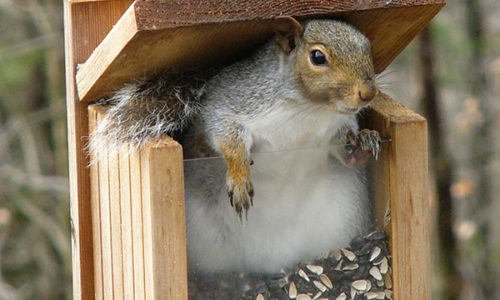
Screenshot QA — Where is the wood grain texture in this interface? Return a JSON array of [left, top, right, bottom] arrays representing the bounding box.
[[68, 0, 109, 3], [364, 93, 431, 300], [88, 106, 103, 300], [88, 106, 188, 300], [130, 150, 146, 299], [140, 139, 188, 300], [109, 151, 124, 299], [119, 148, 135, 299], [64, 1, 134, 299], [76, 0, 445, 102]]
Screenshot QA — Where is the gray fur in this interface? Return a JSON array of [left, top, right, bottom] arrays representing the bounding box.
[[89, 71, 209, 161], [89, 19, 377, 274]]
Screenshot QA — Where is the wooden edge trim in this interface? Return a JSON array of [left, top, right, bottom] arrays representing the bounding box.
[[364, 93, 431, 300], [76, 4, 138, 101]]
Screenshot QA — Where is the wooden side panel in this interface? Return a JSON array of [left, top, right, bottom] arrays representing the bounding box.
[[109, 153, 124, 299], [365, 93, 431, 300], [64, 1, 134, 299], [141, 140, 188, 300], [119, 149, 135, 299], [88, 106, 188, 300], [88, 107, 103, 300], [129, 151, 146, 299]]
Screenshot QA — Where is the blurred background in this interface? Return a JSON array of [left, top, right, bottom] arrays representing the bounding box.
[[0, 0, 499, 299]]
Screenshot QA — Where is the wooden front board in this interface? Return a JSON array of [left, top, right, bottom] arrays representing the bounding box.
[[85, 94, 430, 300]]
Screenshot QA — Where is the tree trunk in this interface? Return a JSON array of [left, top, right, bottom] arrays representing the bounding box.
[[464, 0, 494, 298], [418, 25, 460, 300]]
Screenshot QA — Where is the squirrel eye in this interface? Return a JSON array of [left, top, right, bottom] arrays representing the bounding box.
[[310, 50, 327, 66]]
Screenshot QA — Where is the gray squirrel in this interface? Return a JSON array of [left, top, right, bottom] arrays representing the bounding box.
[[90, 17, 381, 274]]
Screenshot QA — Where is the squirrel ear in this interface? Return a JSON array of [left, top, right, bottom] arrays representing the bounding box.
[[272, 16, 304, 54]]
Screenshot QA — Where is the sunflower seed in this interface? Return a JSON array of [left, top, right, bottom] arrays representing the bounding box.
[[313, 280, 327, 292], [297, 294, 312, 300], [352, 279, 369, 291], [307, 264, 324, 275], [365, 291, 386, 299], [385, 274, 392, 289], [343, 263, 359, 271], [365, 292, 377, 299], [335, 293, 347, 300], [341, 248, 356, 261], [278, 278, 288, 288], [365, 231, 387, 241], [357, 241, 374, 255], [369, 266, 383, 281], [385, 289, 393, 300], [289, 282, 297, 299], [298, 269, 310, 282], [380, 257, 389, 274], [351, 287, 357, 299], [334, 260, 343, 270], [256, 294, 265, 300], [350, 236, 364, 249], [376, 280, 385, 287], [331, 249, 342, 261], [312, 291, 322, 300], [319, 274, 333, 289], [372, 255, 385, 265], [369, 247, 381, 262]]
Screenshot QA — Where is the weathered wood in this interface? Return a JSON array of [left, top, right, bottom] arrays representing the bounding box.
[[88, 106, 189, 300], [64, 1, 134, 299], [364, 93, 431, 300], [76, 0, 445, 102]]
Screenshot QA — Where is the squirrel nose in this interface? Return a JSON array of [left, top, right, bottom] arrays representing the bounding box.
[[358, 84, 378, 103]]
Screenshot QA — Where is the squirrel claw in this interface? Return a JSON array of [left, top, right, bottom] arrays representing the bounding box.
[[344, 129, 381, 167], [226, 178, 254, 221]]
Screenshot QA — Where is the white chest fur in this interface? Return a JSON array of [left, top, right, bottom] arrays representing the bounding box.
[[185, 102, 370, 273], [246, 100, 348, 152]]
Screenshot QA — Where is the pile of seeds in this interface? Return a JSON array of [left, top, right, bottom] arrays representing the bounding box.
[[245, 231, 392, 300]]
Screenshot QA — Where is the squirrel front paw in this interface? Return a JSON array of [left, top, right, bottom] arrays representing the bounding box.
[[226, 178, 254, 221], [344, 129, 381, 167]]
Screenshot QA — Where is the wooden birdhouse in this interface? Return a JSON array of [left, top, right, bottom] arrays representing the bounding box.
[[64, 1, 444, 299]]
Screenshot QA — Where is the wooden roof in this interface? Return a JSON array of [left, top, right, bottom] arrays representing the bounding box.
[[75, 0, 445, 102]]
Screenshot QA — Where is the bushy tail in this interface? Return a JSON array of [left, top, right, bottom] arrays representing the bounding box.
[[89, 71, 208, 162]]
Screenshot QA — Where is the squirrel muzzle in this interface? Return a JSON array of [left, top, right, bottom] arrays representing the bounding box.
[[330, 80, 378, 114], [357, 80, 378, 103]]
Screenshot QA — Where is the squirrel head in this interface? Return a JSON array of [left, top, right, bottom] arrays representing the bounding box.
[[273, 17, 378, 114]]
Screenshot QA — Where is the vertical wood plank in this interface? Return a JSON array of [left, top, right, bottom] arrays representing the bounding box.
[[141, 140, 188, 300], [365, 93, 431, 300], [141, 151, 154, 300], [119, 150, 135, 299], [64, 1, 134, 298], [389, 121, 430, 300], [88, 107, 103, 300], [130, 151, 146, 299], [109, 153, 124, 299], [96, 112, 114, 300]]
